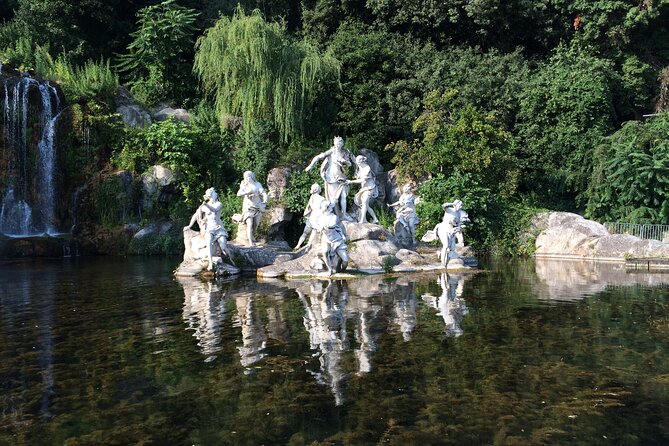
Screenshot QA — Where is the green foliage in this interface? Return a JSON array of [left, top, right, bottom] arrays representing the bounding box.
[[0, 36, 53, 73], [117, 0, 199, 106], [514, 42, 617, 205], [389, 89, 518, 198], [416, 172, 495, 247], [93, 174, 138, 227], [373, 204, 394, 231], [113, 118, 233, 205], [585, 114, 669, 224], [61, 102, 125, 190], [381, 255, 398, 273], [618, 54, 657, 114], [232, 120, 279, 181], [0, 35, 119, 106], [193, 6, 341, 143], [327, 23, 439, 151], [48, 57, 119, 104], [282, 169, 321, 216]]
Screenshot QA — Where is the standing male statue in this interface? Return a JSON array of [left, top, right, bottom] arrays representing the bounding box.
[[235, 171, 269, 246]]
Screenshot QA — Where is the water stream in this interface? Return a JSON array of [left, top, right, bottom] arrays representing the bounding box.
[[0, 69, 62, 236]]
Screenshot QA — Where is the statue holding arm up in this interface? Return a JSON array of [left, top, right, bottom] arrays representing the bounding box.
[[305, 136, 353, 220]]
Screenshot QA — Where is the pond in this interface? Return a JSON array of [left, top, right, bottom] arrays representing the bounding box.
[[2, 257, 669, 445]]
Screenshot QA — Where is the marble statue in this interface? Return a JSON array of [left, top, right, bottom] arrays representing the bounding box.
[[184, 187, 234, 271], [305, 136, 353, 220], [434, 200, 468, 267], [347, 155, 379, 224], [315, 200, 349, 274], [234, 171, 268, 246], [389, 184, 418, 245], [446, 199, 469, 246], [294, 183, 327, 251]]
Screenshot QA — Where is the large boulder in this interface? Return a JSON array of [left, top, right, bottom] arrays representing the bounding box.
[[534, 212, 609, 257], [533, 211, 669, 260], [116, 86, 151, 128], [153, 107, 190, 123], [266, 167, 293, 241], [141, 165, 179, 210], [117, 105, 151, 128]]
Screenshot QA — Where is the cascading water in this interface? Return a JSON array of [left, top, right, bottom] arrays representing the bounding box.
[[0, 67, 62, 236]]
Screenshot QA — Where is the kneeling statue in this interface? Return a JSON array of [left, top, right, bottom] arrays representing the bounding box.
[[184, 187, 235, 271]]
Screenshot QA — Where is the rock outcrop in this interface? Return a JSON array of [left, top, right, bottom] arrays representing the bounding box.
[[533, 211, 669, 259]]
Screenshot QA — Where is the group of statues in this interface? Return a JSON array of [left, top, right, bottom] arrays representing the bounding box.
[[183, 136, 470, 274]]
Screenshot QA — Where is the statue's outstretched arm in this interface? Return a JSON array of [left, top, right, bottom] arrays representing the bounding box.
[[305, 149, 331, 171]]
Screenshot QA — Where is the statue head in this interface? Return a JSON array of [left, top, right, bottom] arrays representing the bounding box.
[[243, 171, 256, 182], [333, 136, 344, 150], [402, 184, 412, 194], [355, 155, 367, 165], [443, 199, 463, 211], [321, 200, 334, 213], [204, 187, 218, 201], [310, 183, 322, 194]]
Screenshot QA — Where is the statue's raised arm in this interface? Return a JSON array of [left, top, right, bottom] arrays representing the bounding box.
[[304, 136, 352, 220]]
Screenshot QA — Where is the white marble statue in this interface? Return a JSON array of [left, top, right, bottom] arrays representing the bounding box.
[[445, 199, 469, 246], [347, 155, 379, 224], [234, 171, 269, 246], [305, 136, 353, 220], [184, 187, 234, 271], [315, 200, 349, 274], [389, 184, 419, 244], [434, 200, 468, 267], [294, 183, 327, 251]]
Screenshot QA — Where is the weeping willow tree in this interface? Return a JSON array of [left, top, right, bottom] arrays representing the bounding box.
[[193, 6, 340, 142]]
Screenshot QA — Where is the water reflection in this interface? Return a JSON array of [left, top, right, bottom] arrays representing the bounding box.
[[422, 273, 469, 337], [534, 258, 669, 302], [296, 281, 349, 405], [178, 277, 229, 362], [7, 258, 669, 444], [391, 277, 418, 341]]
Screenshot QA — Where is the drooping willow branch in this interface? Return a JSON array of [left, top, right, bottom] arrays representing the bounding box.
[[194, 6, 340, 142]]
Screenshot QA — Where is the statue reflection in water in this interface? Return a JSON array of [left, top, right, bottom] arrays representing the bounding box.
[[179, 277, 229, 362], [297, 278, 390, 405], [180, 278, 292, 372], [391, 277, 418, 341], [297, 280, 349, 406], [422, 273, 469, 337]]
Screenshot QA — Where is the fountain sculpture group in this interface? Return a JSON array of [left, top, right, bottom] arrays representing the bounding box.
[[175, 137, 476, 278]]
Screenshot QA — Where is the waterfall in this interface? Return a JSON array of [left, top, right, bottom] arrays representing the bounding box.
[[0, 74, 62, 236]]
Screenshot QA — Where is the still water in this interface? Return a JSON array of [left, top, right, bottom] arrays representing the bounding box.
[[2, 257, 669, 445]]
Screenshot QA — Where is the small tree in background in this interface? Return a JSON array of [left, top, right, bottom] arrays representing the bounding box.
[[117, 0, 199, 106]]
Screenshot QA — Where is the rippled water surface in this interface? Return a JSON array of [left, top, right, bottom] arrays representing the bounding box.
[[2, 257, 669, 445]]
